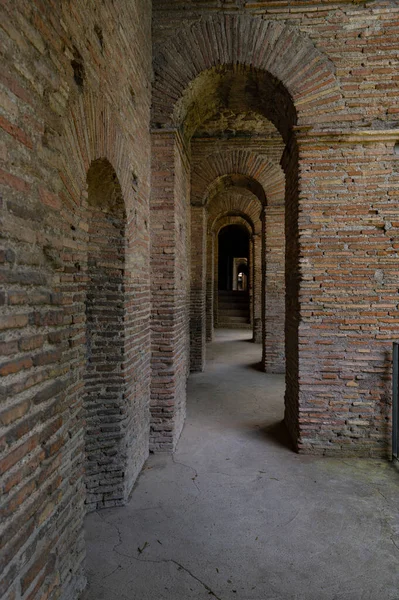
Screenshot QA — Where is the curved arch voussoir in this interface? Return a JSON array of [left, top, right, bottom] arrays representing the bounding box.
[[192, 149, 285, 207], [152, 14, 342, 129], [60, 91, 133, 209]]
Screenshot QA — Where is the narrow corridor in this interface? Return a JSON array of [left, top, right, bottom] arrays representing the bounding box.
[[83, 330, 399, 600]]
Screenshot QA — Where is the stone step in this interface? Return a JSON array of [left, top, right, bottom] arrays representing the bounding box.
[[218, 316, 249, 323], [219, 305, 249, 311], [217, 321, 251, 329], [218, 299, 249, 306]]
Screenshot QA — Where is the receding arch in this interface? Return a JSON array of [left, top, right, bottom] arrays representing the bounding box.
[[206, 189, 263, 345], [152, 14, 343, 138], [208, 190, 262, 235], [152, 13, 340, 450], [212, 209, 256, 235], [191, 150, 285, 207], [213, 214, 254, 237], [206, 174, 267, 207]]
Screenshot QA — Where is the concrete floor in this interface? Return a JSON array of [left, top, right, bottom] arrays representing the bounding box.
[[83, 329, 399, 600]]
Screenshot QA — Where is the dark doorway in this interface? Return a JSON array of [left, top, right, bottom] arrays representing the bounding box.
[[217, 225, 250, 329], [218, 225, 249, 291]]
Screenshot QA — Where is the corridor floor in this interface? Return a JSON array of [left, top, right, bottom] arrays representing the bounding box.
[[83, 329, 399, 600]]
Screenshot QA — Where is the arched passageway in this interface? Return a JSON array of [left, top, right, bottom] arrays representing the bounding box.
[[161, 58, 299, 443], [203, 179, 267, 348], [217, 224, 251, 330], [84, 328, 399, 599], [150, 12, 394, 458], [3, 4, 399, 599], [150, 14, 340, 450]]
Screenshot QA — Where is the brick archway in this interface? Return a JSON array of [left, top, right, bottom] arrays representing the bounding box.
[[192, 150, 285, 207], [60, 91, 150, 499], [208, 191, 262, 345], [212, 213, 255, 337], [191, 155, 285, 369], [191, 179, 264, 372], [150, 12, 344, 452], [152, 14, 342, 136]]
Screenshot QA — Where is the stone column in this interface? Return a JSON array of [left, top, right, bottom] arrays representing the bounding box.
[[190, 205, 207, 371], [252, 232, 262, 343], [150, 130, 190, 452], [213, 232, 219, 328], [262, 205, 285, 371], [291, 128, 399, 457], [206, 229, 214, 342]]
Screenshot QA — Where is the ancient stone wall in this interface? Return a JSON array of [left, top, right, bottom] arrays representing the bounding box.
[[1, 2, 399, 599], [206, 188, 263, 341], [150, 131, 190, 450], [0, 1, 152, 598], [295, 131, 399, 455], [152, 1, 399, 455], [263, 205, 286, 373]]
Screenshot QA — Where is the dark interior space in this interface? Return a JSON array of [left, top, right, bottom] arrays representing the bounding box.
[[218, 224, 249, 291]]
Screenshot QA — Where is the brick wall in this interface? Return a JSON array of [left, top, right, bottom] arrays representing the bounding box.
[[153, 2, 398, 128], [1, 2, 399, 598], [84, 159, 127, 512], [206, 188, 263, 342], [150, 131, 190, 451], [0, 1, 152, 598], [190, 206, 207, 371], [263, 205, 286, 373], [295, 131, 399, 456], [153, 2, 399, 457]]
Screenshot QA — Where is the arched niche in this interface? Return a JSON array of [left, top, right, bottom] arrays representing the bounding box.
[[84, 158, 127, 512]]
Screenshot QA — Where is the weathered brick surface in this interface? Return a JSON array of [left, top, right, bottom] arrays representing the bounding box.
[[1, 1, 151, 598], [153, 2, 399, 457], [190, 206, 207, 371], [206, 188, 263, 343], [1, 2, 399, 599], [150, 131, 190, 451], [294, 131, 399, 455], [84, 160, 129, 512], [263, 205, 286, 373]]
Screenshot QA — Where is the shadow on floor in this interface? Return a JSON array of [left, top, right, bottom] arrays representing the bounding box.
[[245, 361, 264, 372], [247, 420, 294, 451]]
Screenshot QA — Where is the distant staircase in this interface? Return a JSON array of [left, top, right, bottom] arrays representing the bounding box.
[[217, 290, 250, 328]]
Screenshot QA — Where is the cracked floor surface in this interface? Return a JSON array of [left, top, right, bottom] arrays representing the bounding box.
[[82, 329, 399, 600]]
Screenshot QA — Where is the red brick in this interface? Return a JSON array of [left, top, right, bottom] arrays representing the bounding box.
[[0, 435, 38, 475], [0, 115, 33, 149], [0, 168, 31, 193], [0, 356, 33, 377]]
